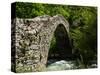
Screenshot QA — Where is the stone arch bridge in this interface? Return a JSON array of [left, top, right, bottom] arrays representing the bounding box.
[[11, 15, 72, 72]]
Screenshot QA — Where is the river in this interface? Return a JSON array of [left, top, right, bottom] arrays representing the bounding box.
[[45, 59, 78, 71], [45, 59, 97, 71]]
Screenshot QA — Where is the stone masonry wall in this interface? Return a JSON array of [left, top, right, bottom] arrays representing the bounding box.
[[11, 15, 70, 72]]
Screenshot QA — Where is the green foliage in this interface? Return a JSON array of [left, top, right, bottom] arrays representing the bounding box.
[[69, 7, 97, 66], [16, 2, 70, 18]]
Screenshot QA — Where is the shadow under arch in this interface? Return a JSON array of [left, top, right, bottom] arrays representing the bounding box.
[[46, 24, 72, 66]]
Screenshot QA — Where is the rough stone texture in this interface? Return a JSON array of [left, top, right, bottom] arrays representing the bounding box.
[[11, 15, 72, 72]]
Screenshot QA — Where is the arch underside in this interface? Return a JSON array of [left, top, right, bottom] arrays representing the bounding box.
[[47, 24, 72, 60]]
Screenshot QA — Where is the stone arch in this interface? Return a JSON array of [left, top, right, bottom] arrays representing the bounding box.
[[36, 15, 72, 70], [12, 15, 72, 72]]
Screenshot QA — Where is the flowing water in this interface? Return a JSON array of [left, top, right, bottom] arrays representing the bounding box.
[[45, 59, 97, 71], [45, 59, 79, 71]]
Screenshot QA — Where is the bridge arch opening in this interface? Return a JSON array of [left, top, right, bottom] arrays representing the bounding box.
[[46, 24, 72, 66]]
